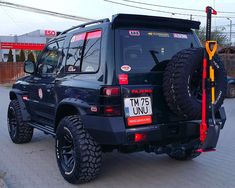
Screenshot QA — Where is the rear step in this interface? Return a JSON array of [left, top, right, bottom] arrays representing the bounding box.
[[28, 122, 55, 136]]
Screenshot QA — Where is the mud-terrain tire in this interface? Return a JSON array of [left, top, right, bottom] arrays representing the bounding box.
[[56, 115, 102, 184], [7, 100, 34, 143], [168, 149, 201, 161], [163, 48, 227, 119]]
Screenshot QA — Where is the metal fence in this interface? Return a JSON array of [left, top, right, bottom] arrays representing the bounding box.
[[219, 54, 235, 77], [0, 62, 25, 84]]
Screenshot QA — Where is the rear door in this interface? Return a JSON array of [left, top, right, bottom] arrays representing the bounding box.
[[115, 28, 200, 126]]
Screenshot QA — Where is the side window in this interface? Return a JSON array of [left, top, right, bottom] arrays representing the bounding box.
[[66, 33, 86, 72], [37, 42, 59, 74], [65, 30, 101, 73], [81, 30, 101, 72]]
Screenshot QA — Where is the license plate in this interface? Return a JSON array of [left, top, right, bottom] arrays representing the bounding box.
[[124, 97, 152, 117]]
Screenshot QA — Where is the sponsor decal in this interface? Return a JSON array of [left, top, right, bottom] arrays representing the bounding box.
[[121, 65, 131, 72], [129, 30, 140, 36], [38, 88, 43, 99], [85, 65, 95, 72], [148, 32, 169, 37], [67, 66, 76, 72], [173, 33, 188, 39], [71, 33, 86, 43], [90, 106, 98, 112], [118, 74, 128, 85], [127, 115, 152, 126]]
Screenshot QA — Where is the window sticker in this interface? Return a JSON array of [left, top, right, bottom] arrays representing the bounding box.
[[121, 65, 131, 72], [67, 65, 77, 72], [85, 65, 95, 72], [38, 88, 43, 99], [71, 33, 86, 43], [148, 32, 169, 38], [173, 33, 188, 39], [129, 30, 140, 36], [65, 65, 79, 73]]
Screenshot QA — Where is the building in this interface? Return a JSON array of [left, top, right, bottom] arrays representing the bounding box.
[[0, 29, 57, 62]]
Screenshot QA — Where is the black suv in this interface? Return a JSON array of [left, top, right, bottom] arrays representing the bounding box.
[[7, 14, 226, 184]]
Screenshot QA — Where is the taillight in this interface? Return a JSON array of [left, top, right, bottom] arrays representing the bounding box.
[[101, 86, 121, 116], [103, 87, 120, 96]]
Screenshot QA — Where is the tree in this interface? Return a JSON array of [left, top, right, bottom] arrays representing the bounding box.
[[19, 50, 25, 62], [27, 51, 35, 62], [195, 27, 228, 46], [7, 49, 14, 62]]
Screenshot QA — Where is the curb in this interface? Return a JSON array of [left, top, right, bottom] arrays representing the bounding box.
[[0, 178, 8, 188]]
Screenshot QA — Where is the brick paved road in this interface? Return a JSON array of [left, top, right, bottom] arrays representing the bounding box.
[[0, 86, 235, 188]]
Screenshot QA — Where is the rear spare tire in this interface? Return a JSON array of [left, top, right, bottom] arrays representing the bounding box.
[[163, 48, 226, 119]]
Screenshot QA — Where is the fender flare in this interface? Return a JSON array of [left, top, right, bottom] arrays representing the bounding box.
[[9, 89, 31, 121], [55, 98, 91, 129]]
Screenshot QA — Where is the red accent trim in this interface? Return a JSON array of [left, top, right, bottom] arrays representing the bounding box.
[[200, 57, 208, 143], [196, 148, 216, 153], [205, 6, 217, 15], [0, 42, 45, 50], [118, 74, 128, 85]]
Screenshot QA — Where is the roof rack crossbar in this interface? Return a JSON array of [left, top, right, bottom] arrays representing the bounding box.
[[59, 18, 110, 35]]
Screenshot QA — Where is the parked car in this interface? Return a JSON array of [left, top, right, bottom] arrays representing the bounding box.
[[227, 76, 235, 98], [7, 14, 227, 184]]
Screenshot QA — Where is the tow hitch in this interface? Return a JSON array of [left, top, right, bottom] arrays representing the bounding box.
[[198, 6, 221, 152]]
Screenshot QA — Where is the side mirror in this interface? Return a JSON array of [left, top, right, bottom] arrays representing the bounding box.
[[24, 60, 36, 74]]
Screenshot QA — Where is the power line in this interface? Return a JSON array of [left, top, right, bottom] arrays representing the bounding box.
[[104, 0, 205, 18], [0, 1, 94, 22], [104, 0, 235, 19], [123, 0, 235, 15]]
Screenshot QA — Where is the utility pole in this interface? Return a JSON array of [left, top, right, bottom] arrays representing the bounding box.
[[190, 14, 192, 20], [227, 18, 232, 45]]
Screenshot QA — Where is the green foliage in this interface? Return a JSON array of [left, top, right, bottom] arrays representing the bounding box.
[[19, 50, 25, 62], [195, 27, 228, 45], [7, 49, 14, 62]]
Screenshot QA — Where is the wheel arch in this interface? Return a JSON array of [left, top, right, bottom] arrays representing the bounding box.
[[9, 89, 31, 121], [54, 98, 90, 132]]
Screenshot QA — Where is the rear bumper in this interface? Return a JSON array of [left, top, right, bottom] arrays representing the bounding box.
[[82, 115, 200, 145], [82, 106, 226, 146]]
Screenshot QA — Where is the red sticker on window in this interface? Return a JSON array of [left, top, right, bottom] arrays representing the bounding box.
[[129, 30, 140, 36], [86, 30, 101, 40], [118, 74, 128, 85]]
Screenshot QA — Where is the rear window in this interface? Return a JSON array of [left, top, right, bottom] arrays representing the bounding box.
[[115, 29, 200, 73]]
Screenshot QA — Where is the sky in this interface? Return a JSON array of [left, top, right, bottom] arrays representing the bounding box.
[[0, 0, 235, 36]]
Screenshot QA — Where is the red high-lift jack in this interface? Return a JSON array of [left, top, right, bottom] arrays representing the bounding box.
[[198, 6, 221, 152]]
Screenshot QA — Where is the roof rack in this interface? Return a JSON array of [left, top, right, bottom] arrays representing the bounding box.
[[59, 18, 110, 35]]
